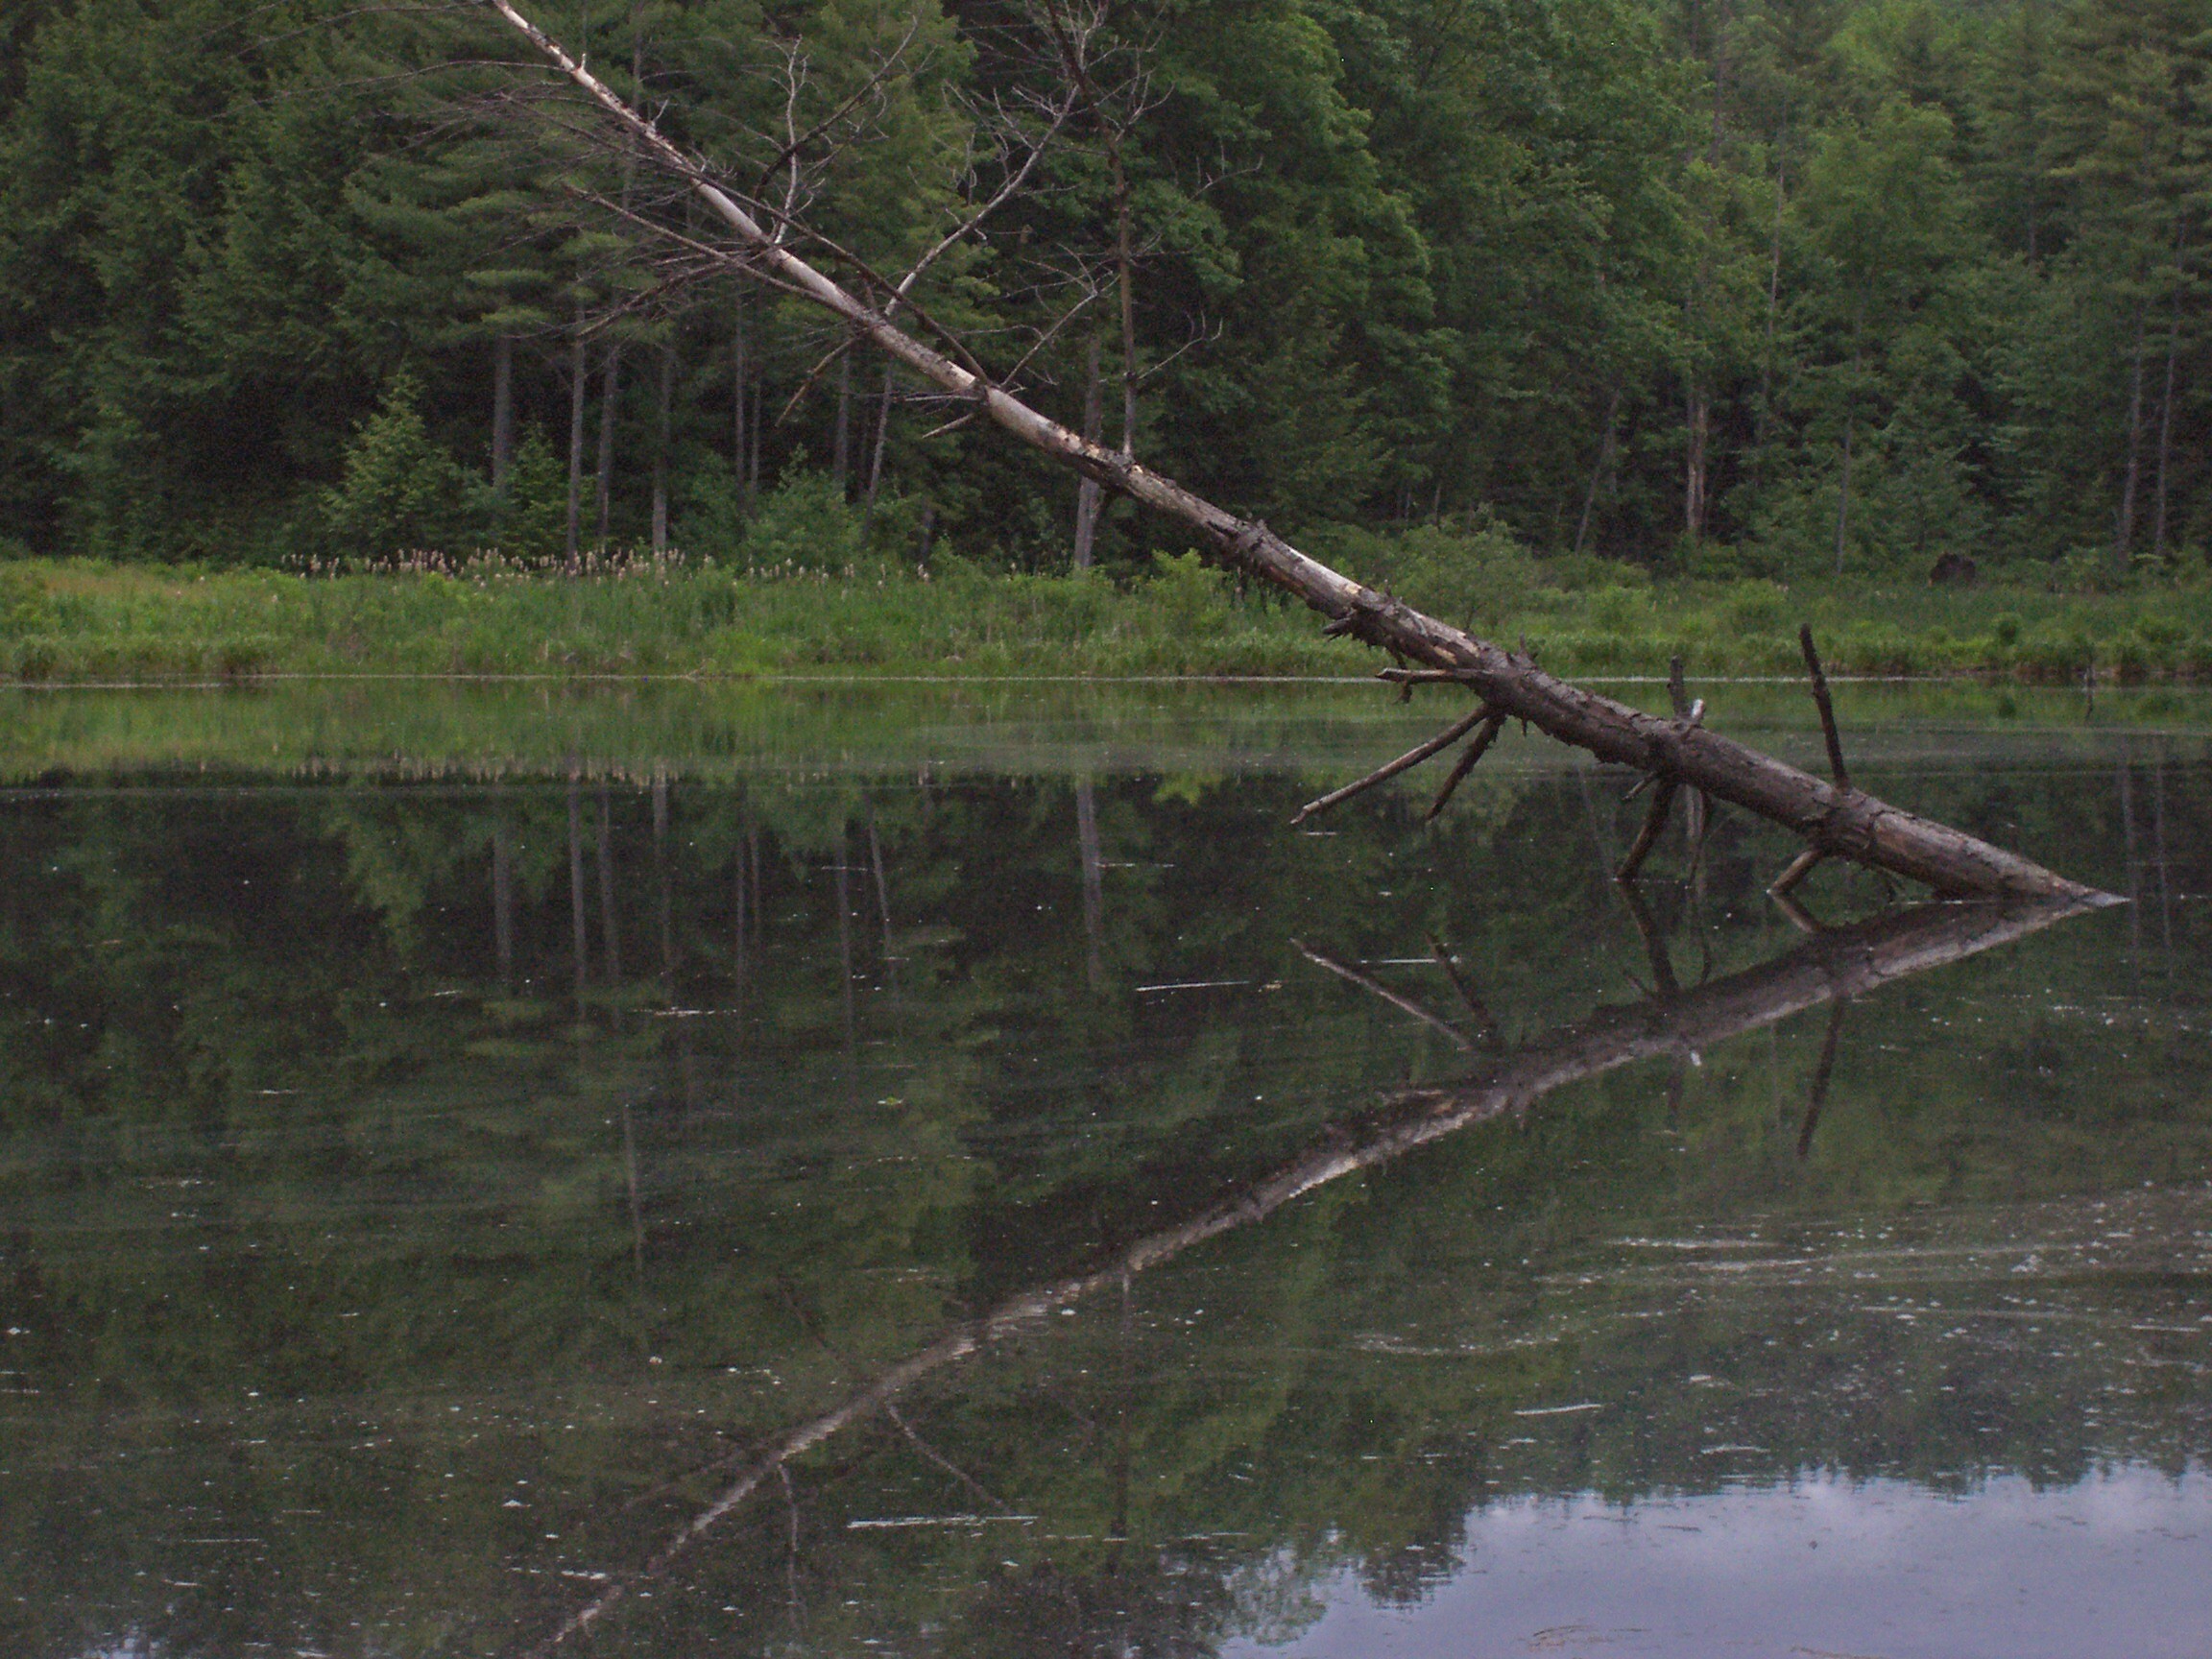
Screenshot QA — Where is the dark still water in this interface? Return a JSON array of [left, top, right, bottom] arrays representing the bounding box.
[[2, 684, 2209, 1659]]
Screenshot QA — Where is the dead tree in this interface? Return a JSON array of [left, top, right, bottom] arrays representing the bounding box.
[[487, 0, 2105, 903]]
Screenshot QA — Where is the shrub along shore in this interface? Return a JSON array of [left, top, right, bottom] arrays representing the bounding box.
[[4, 552, 2211, 685]]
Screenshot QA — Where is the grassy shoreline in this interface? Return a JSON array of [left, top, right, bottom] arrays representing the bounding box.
[[5, 556, 2212, 684]]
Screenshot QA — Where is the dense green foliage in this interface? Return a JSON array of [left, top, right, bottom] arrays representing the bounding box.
[[3, 0, 2210, 583], [1, 709, 2205, 1650]]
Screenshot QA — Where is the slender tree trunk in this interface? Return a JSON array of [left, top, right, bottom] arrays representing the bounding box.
[[2153, 252, 2183, 556], [1834, 326, 1862, 577], [1833, 409, 1855, 576], [1574, 388, 1621, 556], [566, 309, 589, 572], [653, 336, 674, 552], [1679, 3, 1725, 544], [492, 334, 516, 493], [732, 290, 749, 499], [1073, 334, 1105, 568], [602, 15, 641, 553], [2116, 301, 2148, 571], [1110, 138, 1139, 456], [748, 363, 763, 494], [2152, 313, 2178, 557], [596, 340, 622, 546], [863, 359, 893, 531], [1684, 387, 1710, 539], [832, 351, 852, 493], [1753, 131, 1785, 484]]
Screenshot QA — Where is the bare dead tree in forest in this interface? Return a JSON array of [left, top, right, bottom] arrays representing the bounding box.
[[484, 0, 2106, 904]]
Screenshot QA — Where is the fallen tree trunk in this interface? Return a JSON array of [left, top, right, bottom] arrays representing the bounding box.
[[490, 0, 2103, 902]]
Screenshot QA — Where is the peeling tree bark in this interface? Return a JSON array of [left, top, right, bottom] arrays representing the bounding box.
[[490, 0, 2104, 903]]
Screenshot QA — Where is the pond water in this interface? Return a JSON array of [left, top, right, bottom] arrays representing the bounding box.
[[2, 681, 2208, 1659]]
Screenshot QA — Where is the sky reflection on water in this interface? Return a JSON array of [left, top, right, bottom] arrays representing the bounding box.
[[1244, 1468, 2212, 1659]]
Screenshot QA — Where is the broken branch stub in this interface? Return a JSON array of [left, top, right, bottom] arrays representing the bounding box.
[[1292, 702, 1491, 824], [1426, 709, 1510, 821], [1798, 624, 1851, 790], [489, 0, 2106, 904]]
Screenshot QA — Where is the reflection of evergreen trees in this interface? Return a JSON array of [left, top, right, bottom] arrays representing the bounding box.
[[0, 735, 2205, 1655]]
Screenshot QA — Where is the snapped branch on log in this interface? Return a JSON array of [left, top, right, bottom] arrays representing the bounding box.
[[1426, 709, 1509, 821], [1292, 702, 1491, 824], [489, 0, 2108, 903], [1770, 846, 1825, 898], [1798, 624, 1851, 790]]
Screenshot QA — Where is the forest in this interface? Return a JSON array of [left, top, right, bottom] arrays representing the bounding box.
[[0, 0, 2206, 585]]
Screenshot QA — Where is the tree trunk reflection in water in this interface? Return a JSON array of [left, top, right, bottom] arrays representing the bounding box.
[[728, 819, 750, 1118], [2153, 745, 2176, 976], [567, 776, 588, 1005], [530, 894, 2097, 1653], [868, 810, 900, 1023], [835, 829, 856, 1109], [597, 787, 621, 987], [653, 769, 673, 985], [622, 1103, 643, 1278], [1076, 778, 1105, 992], [1796, 997, 1848, 1159], [493, 820, 515, 990], [2118, 747, 2143, 996]]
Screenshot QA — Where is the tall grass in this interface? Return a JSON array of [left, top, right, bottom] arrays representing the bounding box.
[[4, 553, 2212, 684]]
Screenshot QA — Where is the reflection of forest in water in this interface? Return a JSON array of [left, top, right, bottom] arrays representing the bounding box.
[[1, 722, 2208, 1656]]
